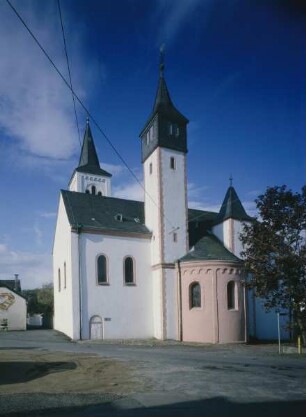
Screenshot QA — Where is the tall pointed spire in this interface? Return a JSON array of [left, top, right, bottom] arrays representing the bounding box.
[[216, 185, 252, 224], [152, 45, 175, 113], [76, 120, 111, 177]]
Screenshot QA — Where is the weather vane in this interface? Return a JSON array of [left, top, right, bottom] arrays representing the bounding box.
[[229, 174, 233, 187], [160, 43, 165, 76]]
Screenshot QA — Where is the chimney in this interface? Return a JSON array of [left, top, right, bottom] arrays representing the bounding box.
[[14, 274, 19, 292]]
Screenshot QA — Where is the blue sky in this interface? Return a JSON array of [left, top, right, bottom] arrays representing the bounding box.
[[0, 0, 304, 289]]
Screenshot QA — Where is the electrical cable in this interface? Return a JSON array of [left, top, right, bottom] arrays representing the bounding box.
[[57, 0, 82, 148], [5, 0, 178, 231]]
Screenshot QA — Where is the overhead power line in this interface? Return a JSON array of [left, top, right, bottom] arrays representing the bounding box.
[[5, 0, 177, 231], [57, 0, 82, 148]]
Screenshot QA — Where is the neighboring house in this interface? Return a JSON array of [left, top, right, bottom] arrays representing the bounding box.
[[0, 286, 27, 331], [0, 278, 21, 293], [53, 60, 254, 343]]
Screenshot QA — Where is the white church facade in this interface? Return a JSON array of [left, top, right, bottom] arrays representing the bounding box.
[[53, 61, 254, 343]]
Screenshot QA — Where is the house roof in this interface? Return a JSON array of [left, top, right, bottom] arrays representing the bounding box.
[[61, 190, 151, 235], [75, 120, 112, 178], [0, 285, 26, 299], [180, 232, 241, 263], [0, 279, 21, 292], [215, 186, 253, 224]]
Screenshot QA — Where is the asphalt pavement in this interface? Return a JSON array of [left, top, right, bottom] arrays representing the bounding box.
[[0, 330, 305, 416]]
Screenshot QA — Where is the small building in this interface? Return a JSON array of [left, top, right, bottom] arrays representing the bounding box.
[[0, 286, 27, 331]]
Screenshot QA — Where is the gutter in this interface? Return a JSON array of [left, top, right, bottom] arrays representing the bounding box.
[[76, 224, 82, 340], [177, 260, 183, 341]]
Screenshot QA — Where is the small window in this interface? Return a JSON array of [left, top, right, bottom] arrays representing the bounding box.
[[58, 268, 61, 292], [97, 191, 102, 196], [190, 282, 201, 308], [85, 189, 90, 194], [115, 213, 123, 222], [92, 185, 96, 195], [175, 126, 180, 136], [170, 157, 176, 170], [97, 255, 108, 284], [149, 163, 153, 174], [227, 281, 236, 310], [173, 232, 177, 242], [64, 262, 66, 289], [124, 256, 135, 285]]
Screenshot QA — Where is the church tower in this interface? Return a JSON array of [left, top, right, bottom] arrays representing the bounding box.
[[69, 119, 112, 196], [140, 53, 189, 339]]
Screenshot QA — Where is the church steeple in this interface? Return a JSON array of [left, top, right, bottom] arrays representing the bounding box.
[[140, 51, 189, 163], [216, 185, 252, 224], [68, 120, 112, 196], [76, 119, 111, 177]]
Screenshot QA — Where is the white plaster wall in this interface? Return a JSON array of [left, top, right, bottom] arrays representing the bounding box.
[[165, 268, 178, 340], [213, 220, 231, 252], [160, 148, 187, 262], [144, 150, 162, 265], [69, 172, 111, 196], [152, 268, 164, 339], [53, 195, 76, 339], [0, 288, 26, 330], [247, 290, 290, 340], [233, 220, 248, 258], [79, 232, 153, 339]]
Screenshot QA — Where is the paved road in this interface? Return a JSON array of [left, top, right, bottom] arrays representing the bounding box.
[[0, 330, 305, 416]]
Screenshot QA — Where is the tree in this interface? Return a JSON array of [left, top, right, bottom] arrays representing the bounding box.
[[22, 283, 54, 316], [240, 185, 306, 340]]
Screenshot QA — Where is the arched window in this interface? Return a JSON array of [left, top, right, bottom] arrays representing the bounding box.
[[92, 185, 96, 195], [124, 257, 135, 285], [97, 191, 102, 196], [97, 255, 108, 284], [85, 189, 90, 194], [190, 282, 201, 308], [227, 281, 236, 310], [58, 268, 61, 292]]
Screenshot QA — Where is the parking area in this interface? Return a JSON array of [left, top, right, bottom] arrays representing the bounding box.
[[0, 330, 305, 416]]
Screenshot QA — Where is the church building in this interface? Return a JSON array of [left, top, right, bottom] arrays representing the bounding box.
[[53, 60, 252, 343]]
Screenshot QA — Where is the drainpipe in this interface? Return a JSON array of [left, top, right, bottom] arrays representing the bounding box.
[[76, 224, 82, 340], [177, 260, 183, 341]]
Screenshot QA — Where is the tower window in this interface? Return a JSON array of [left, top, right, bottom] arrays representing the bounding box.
[[190, 282, 201, 308], [97, 255, 108, 285], [64, 262, 66, 289], [149, 163, 153, 174], [124, 256, 135, 285], [58, 268, 61, 292], [173, 232, 177, 242], [92, 185, 96, 195], [170, 157, 176, 170]]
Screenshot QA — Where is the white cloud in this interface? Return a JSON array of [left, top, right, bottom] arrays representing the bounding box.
[[100, 162, 126, 177], [155, 0, 206, 44], [113, 182, 144, 201], [0, 1, 96, 162], [0, 243, 52, 289], [40, 212, 57, 219]]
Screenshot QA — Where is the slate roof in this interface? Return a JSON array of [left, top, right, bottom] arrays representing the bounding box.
[[140, 72, 188, 136], [61, 190, 151, 235], [180, 232, 241, 263], [76, 121, 112, 178], [61, 187, 249, 263], [0, 279, 21, 292], [215, 186, 253, 224]]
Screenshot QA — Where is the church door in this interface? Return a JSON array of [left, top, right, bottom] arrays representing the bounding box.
[[89, 315, 103, 340]]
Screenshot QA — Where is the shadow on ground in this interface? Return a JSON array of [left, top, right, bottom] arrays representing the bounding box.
[[2, 395, 306, 417], [0, 362, 76, 384]]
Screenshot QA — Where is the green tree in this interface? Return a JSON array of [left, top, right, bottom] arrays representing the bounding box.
[[240, 185, 306, 340], [22, 283, 54, 316]]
